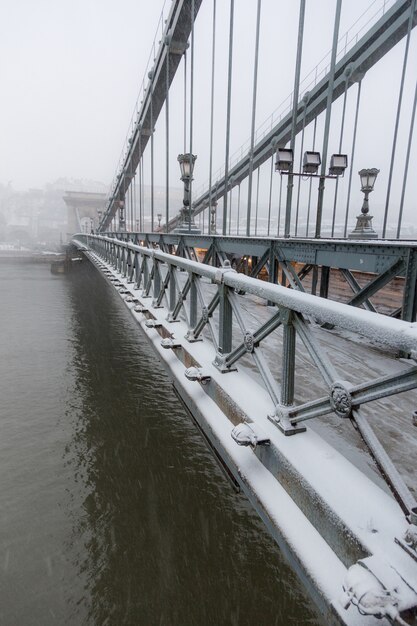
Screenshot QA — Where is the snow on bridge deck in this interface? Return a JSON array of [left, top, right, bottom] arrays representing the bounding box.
[[74, 236, 417, 625]]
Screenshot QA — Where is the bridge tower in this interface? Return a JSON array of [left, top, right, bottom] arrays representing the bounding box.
[[63, 191, 108, 240]]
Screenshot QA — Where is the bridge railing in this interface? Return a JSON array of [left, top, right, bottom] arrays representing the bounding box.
[[76, 233, 417, 524]]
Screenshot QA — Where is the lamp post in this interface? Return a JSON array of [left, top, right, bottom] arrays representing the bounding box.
[[97, 210, 102, 232], [210, 200, 217, 235], [348, 168, 379, 239], [276, 148, 348, 237], [175, 153, 201, 234], [118, 200, 125, 231]]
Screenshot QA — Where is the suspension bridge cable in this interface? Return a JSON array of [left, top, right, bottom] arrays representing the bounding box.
[[306, 115, 318, 237], [277, 174, 283, 236], [150, 79, 155, 232], [254, 167, 260, 235], [188, 0, 195, 233], [165, 41, 170, 233], [294, 95, 308, 237], [139, 135, 143, 231], [223, 0, 235, 235], [130, 177, 133, 231], [382, 0, 416, 238], [122, 179, 126, 231], [284, 0, 305, 238], [267, 155, 274, 237], [184, 49, 187, 153], [141, 149, 145, 231], [331, 77, 349, 237], [246, 0, 262, 237], [229, 182, 233, 235], [315, 0, 342, 238], [343, 80, 362, 237], [397, 78, 417, 238], [237, 182, 241, 235], [208, 0, 217, 235], [133, 173, 137, 231]]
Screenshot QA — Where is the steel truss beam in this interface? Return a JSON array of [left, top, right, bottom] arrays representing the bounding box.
[[106, 232, 417, 320], [101, 0, 203, 230]]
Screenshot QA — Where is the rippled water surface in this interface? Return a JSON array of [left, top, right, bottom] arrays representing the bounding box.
[[0, 261, 320, 625]]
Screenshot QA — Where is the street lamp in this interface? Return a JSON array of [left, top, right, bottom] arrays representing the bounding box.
[[118, 199, 125, 231], [178, 153, 197, 179], [348, 168, 380, 239], [175, 153, 201, 234]]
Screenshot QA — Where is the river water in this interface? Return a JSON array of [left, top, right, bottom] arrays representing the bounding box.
[[0, 261, 320, 625]]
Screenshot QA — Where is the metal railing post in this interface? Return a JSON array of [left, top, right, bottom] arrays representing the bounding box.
[[152, 258, 161, 307], [186, 272, 200, 341], [189, 273, 197, 329], [218, 283, 233, 355], [281, 308, 296, 406], [143, 256, 149, 293], [167, 264, 177, 322], [402, 248, 417, 322], [122, 247, 128, 277]]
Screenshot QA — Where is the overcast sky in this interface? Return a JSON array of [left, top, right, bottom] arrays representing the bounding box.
[[1, 0, 416, 231], [0, 0, 163, 190]]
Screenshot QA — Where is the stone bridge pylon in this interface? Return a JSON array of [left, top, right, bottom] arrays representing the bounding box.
[[63, 191, 108, 241]]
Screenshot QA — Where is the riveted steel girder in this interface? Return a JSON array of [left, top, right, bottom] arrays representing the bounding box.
[[101, 0, 203, 230]]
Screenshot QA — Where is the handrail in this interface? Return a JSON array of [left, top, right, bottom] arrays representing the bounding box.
[[79, 234, 417, 354], [73, 232, 417, 521]]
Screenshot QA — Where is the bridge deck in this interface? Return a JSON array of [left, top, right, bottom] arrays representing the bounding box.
[[74, 234, 417, 624]]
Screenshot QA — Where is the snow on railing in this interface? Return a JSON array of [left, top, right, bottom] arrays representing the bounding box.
[[74, 232, 417, 525]]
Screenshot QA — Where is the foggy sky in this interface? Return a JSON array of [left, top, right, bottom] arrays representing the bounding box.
[[1, 0, 416, 229]]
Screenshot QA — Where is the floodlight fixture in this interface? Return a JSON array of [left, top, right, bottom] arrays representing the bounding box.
[[329, 154, 348, 176], [303, 151, 321, 174], [275, 148, 293, 172]]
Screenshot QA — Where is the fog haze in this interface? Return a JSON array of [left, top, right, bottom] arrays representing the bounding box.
[[1, 0, 416, 234]]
